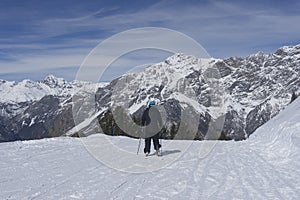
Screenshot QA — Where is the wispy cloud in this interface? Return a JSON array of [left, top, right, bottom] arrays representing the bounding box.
[[0, 0, 299, 81]]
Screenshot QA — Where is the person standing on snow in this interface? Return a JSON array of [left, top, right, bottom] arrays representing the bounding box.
[[142, 100, 162, 156]]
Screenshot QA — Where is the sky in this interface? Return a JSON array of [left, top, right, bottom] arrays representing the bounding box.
[[0, 0, 300, 82]]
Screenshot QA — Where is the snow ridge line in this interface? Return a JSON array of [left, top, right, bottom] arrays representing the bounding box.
[[65, 108, 107, 136]]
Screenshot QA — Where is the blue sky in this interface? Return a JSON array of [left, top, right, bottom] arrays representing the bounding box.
[[0, 0, 300, 82]]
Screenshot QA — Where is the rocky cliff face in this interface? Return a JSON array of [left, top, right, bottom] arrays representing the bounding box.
[[94, 44, 300, 140], [1, 44, 299, 142]]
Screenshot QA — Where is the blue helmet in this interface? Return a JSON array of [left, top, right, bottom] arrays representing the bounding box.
[[148, 100, 156, 106]]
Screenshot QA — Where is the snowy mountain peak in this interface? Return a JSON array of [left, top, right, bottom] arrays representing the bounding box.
[[275, 44, 300, 56], [164, 53, 198, 66], [251, 51, 265, 58], [42, 74, 67, 88]]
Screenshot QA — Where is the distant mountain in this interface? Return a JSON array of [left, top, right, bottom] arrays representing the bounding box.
[[0, 75, 107, 142], [1, 44, 300, 142]]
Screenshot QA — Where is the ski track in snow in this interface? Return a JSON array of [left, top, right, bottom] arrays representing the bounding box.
[[0, 136, 299, 200], [1, 98, 300, 199]]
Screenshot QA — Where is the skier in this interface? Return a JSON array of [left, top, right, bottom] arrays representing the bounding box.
[[142, 100, 162, 156]]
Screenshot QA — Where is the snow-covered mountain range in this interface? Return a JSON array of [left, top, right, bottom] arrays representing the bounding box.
[[0, 75, 107, 142], [0, 44, 300, 142]]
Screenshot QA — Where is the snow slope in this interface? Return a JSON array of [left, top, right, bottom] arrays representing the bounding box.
[[0, 99, 299, 199]]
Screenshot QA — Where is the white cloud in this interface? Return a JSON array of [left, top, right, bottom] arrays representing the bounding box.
[[1, 0, 300, 81], [31, 0, 300, 56]]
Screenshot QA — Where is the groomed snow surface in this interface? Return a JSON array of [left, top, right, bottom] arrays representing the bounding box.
[[1, 99, 300, 199]]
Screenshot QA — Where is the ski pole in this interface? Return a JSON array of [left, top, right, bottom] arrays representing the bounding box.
[[160, 133, 162, 156], [137, 137, 142, 155], [137, 127, 144, 155]]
